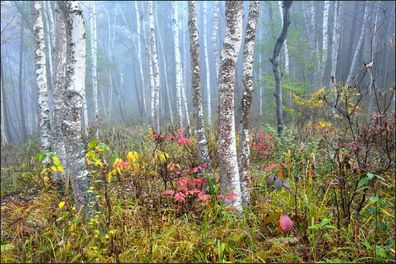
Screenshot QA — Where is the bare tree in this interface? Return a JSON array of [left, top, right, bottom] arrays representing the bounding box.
[[32, 1, 51, 152], [217, 1, 244, 211], [60, 1, 97, 218], [238, 1, 259, 207], [148, 1, 160, 132], [319, 1, 330, 87], [211, 1, 220, 79], [18, 10, 28, 141], [187, 1, 212, 179], [1, 60, 9, 145], [271, 1, 293, 137], [278, 1, 290, 75]]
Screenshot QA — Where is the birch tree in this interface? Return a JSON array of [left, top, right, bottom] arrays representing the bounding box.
[[203, 1, 212, 126], [319, 1, 330, 86], [148, 1, 160, 132], [172, 1, 183, 128], [346, 1, 369, 85], [18, 13, 28, 141], [59, 1, 97, 217], [238, 1, 259, 207], [90, 1, 99, 138], [32, 1, 51, 152], [217, 1, 244, 211], [271, 1, 293, 137], [187, 1, 212, 177], [51, 2, 67, 182]]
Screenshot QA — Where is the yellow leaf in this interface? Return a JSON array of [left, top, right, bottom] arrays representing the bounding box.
[[127, 151, 139, 162], [58, 201, 65, 208], [107, 172, 112, 182]]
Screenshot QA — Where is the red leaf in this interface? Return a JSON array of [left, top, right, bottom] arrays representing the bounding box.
[[263, 163, 279, 172], [278, 214, 294, 233], [174, 192, 186, 203]]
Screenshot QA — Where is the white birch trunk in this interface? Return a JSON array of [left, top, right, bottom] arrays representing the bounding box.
[[238, 1, 259, 207], [319, 1, 330, 87], [1, 62, 9, 145], [60, 1, 97, 217], [217, 1, 244, 212], [346, 1, 369, 85], [181, 6, 191, 128], [32, 1, 51, 153], [259, 53, 263, 117], [173, 1, 183, 128], [43, 3, 53, 91], [148, 1, 160, 132], [187, 1, 212, 180], [90, 1, 99, 138], [203, 2, 212, 126], [52, 2, 67, 183]]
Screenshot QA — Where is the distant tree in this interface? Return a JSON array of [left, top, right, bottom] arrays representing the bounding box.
[[89, 1, 99, 138], [203, 1, 212, 126], [187, 1, 212, 180], [346, 1, 369, 85], [1, 60, 9, 145], [239, 0, 260, 207], [319, 1, 330, 87], [217, 1, 244, 211], [271, 1, 293, 137], [32, 1, 51, 152]]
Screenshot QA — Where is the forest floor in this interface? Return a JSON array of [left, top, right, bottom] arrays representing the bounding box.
[[1, 124, 395, 263]]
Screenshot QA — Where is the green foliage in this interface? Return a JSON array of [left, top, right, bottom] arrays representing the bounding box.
[[1, 123, 394, 262]]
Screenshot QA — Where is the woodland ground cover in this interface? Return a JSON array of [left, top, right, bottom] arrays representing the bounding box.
[[1, 112, 395, 262]]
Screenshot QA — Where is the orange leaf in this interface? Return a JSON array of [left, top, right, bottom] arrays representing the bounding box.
[[278, 168, 284, 179], [263, 163, 279, 172]]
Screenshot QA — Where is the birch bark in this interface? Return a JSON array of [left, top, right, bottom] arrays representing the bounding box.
[[173, 1, 183, 128], [187, 1, 212, 179], [319, 1, 330, 87], [148, 1, 160, 132], [60, 1, 97, 218], [32, 1, 51, 152], [238, 1, 259, 207], [217, 1, 244, 211]]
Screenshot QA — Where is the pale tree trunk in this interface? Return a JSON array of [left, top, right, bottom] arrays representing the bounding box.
[[52, 2, 67, 182], [271, 1, 292, 137], [32, 1, 51, 152], [105, 8, 115, 124], [203, 1, 212, 126], [60, 1, 97, 218], [173, 1, 183, 128], [148, 1, 160, 132], [259, 53, 263, 117], [135, 1, 147, 123], [304, 1, 320, 87], [43, 2, 53, 91], [90, 1, 99, 138], [278, 1, 290, 75], [155, 10, 174, 125], [187, 1, 212, 178], [211, 1, 220, 79], [181, 7, 191, 128], [346, 1, 369, 85], [18, 16, 28, 141], [330, 1, 344, 114], [367, 2, 381, 118], [319, 1, 330, 87], [217, 1, 244, 212], [1, 60, 9, 145], [238, 1, 259, 207]]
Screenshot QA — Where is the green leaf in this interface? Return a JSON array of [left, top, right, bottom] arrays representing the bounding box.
[[367, 172, 375, 180], [52, 156, 62, 166], [88, 140, 97, 150], [358, 177, 369, 187], [369, 196, 379, 203], [36, 153, 46, 162], [320, 218, 330, 227], [0, 244, 14, 252], [98, 143, 109, 151], [362, 241, 372, 250]]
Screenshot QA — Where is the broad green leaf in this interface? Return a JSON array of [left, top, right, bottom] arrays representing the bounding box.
[[358, 177, 369, 187], [369, 196, 379, 203]]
